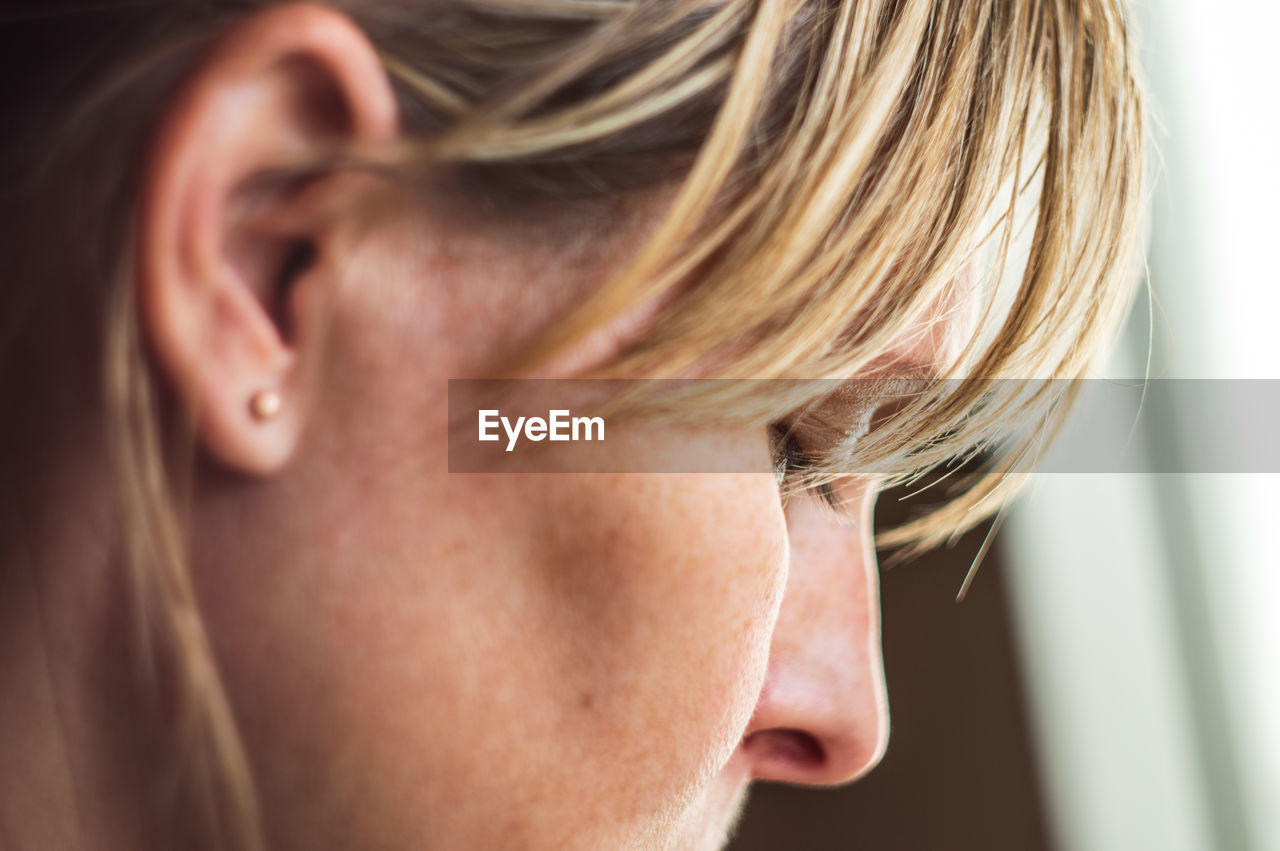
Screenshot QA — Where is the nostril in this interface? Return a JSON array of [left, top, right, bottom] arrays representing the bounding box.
[[742, 728, 827, 774]]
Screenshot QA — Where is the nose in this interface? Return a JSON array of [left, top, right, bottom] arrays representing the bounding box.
[[741, 484, 889, 786]]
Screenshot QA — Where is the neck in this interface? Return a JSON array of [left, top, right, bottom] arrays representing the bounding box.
[[0, 401, 181, 849]]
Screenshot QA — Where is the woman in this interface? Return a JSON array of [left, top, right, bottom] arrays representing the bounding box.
[[0, 0, 1144, 848]]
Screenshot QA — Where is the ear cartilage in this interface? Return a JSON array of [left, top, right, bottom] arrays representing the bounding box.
[[249, 389, 282, 421]]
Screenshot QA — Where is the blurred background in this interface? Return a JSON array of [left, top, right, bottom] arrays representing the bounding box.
[[731, 1, 1280, 848]]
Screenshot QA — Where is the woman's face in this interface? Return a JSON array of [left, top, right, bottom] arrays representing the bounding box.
[[177, 183, 979, 849], [122, 9, 984, 847]]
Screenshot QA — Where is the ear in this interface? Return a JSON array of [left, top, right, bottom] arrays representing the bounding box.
[[137, 3, 398, 475]]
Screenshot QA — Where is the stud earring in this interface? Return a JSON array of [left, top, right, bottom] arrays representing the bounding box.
[[248, 389, 282, 421]]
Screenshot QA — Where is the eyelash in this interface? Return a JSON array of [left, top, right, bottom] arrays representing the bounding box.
[[769, 422, 840, 509]]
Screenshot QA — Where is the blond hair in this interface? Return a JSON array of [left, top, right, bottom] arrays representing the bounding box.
[[1, 0, 1145, 847]]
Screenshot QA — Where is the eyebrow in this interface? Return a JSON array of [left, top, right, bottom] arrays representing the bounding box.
[[857, 330, 955, 383]]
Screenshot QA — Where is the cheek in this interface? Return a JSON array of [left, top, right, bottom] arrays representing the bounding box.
[[194, 356, 789, 847], [193, 226, 789, 845], [526, 474, 788, 766], [414, 471, 790, 823]]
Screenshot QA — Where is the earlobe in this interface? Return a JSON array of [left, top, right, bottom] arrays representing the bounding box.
[[136, 3, 397, 476]]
